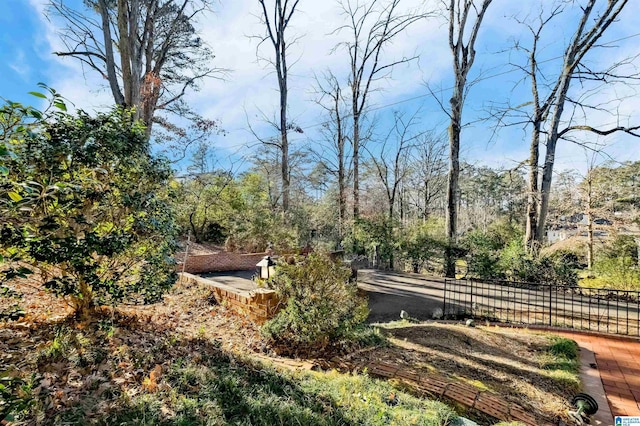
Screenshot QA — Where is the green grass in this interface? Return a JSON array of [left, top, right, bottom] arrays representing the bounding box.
[[340, 324, 387, 349], [30, 331, 455, 426], [374, 319, 413, 329], [539, 336, 581, 392], [92, 356, 457, 426]]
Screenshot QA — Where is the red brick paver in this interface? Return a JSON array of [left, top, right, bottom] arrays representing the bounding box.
[[554, 331, 640, 417]]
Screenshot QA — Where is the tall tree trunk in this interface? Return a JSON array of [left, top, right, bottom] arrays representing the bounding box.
[[257, 0, 299, 214], [280, 76, 290, 213], [338, 140, 346, 234], [352, 111, 360, 219], [536, 76, 571, 242], [423, 181, 429, 221], [525, 122, 540, 252], [587, 176, 594, 271], [279, 17, 290, 214], [443, 0, 492, 278], [98, 0, 125, 106], [445, 93, 461, 277], [117, 0, 133, 107]]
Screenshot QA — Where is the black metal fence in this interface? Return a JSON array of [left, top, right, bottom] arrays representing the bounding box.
[[443, 279, 640, 336]]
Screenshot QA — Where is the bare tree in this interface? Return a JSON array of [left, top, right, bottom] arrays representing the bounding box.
[[49, 0, 221, 138], [255, 0, 302, 214], [366, 110, 420, 220], [313, 71, 352, 234], [408, 131, 448, 221], [537, 1, 634, 245], [578, 152, 623, 271], [498, 0, 636, 250], [335, 0, 429, 219], [443, 0, 493, 277], [509, 5, 566, 252], [584, 158, 598, 271]]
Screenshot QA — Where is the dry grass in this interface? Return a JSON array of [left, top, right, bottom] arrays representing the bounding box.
[[3, 276, 580, 425], [349, 322, 580, 423], [2, 280, 458, 425]]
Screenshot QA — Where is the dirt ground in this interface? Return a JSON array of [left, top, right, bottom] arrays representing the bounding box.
[[345, 322, 578, 423], [2, 278, 577, 424]]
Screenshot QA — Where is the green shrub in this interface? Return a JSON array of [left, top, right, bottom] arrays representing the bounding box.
[[399, 220, 447, 273], [606, 234, 639, 266], [262, 253, 370, 355], [1, 104, 178, 318], [547, 337, 579, 360], [0, 374, 38, 423], [346, 216, 398, 268], [549, 252, 580, 287], [593, 258, 640, 290], [462, 229, 504, 280], [497, 240, 578, 286], [592, 235, 640, 290]]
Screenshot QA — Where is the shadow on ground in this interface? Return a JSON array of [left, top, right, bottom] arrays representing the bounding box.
[[349, 323, 578, 423]]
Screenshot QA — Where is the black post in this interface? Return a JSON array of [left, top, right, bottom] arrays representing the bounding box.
[[470, 280, 474, 316], [548, 284, 553, 327], [443, 279, 448, 318]]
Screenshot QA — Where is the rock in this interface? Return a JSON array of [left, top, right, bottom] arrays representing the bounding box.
[[450, 417, 480, 426], [400, 310, 409, 320], [432, 308, 443, 319], [465, 319, 475, 327]]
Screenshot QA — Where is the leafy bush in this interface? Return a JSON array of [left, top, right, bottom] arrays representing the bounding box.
[[462, 229, 504, 280], [1, 101, 178, 318], [603, 234, 639, 266], [498, 240, 578, 286], [215, 173, 302, 253], [345, 216, 398, 268], [548, 252, 580, 287], [262, 253, 370, 355], [399, 220, 447, 273], [0, 374, 38, 423], [462, 220, 524, 280], [591, 235, 640, 290]]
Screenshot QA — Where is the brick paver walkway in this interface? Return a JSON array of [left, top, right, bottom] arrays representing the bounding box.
[[554, 331, 640, 418]]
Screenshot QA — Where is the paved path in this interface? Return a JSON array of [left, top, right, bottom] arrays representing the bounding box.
[[358, 269, 446, 323], [555, 331, 640, 419]]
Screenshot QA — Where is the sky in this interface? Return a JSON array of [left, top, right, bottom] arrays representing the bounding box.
[[1, 0, 640, 178]]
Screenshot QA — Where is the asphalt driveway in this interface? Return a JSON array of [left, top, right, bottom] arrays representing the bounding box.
[[357, 269, 446, 323]]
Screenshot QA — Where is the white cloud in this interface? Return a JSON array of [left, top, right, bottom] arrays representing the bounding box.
[[9, 50, 31, 81], [22, 0, 640, 171]]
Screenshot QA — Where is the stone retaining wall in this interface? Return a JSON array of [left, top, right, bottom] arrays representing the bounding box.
[[179, 272, 281, 323]]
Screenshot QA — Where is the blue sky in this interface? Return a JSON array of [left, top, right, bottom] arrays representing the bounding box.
[[2, 0, 640, 176], [0, 1, 54, 103]]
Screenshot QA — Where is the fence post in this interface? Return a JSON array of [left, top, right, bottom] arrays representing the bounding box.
[[443, 279, 447, 318], [549, 284, 553, 327], [470, 280, 474, 315]]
